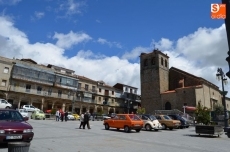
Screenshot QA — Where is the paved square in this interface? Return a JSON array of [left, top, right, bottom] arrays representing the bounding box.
[[0, 119, 229, 152]]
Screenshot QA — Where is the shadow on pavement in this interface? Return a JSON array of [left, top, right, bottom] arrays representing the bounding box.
[[0, 143, 8, 149], [183, 134, 220, 138]]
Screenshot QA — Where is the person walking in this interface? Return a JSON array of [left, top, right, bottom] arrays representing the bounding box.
[[83, 111, 91, 129], [55, 110, 60, 121], [79, 113, 84, 129], [64, 111, 68, 122], [60, 110, 64, 122]]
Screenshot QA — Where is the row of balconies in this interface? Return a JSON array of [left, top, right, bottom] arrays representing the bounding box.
[[9, 85, 119, 106]]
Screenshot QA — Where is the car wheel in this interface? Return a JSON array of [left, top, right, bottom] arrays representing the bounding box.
[[161, 124, 167, 130], [169, 128, 173, 130], [5, 106, 10, 109], [117, 128, 120, 131], [145, 124, 151, 131], [105, 124, 110, 130], [43, 118, 45, 120], [154, 129, 159, 131], [30, 116, 33, 119], [180, 126, 184, 129], [136, 129, 141, 132], [124, 126, 130, 133]]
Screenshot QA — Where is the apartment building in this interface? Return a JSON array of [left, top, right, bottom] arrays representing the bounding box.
[[0, 56, 141, 114]]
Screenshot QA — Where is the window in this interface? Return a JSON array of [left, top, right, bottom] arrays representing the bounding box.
[[99, 88, 101, 92], [151, 57, 155, 65], [161, 57, 163, 65], [25, 84, 31, 92], [1, 80, 6, 86], [37, 86, 42, 94], [3, 67, 9, 73], [92, 86, 96, 92], [112, 91, 114, 95], [99, 97, 101, 101], [165, 59, 167, 67], [58, 90, 62, 97], [144, 59, 148, 66], [125, 87, 128, 92], [78, 83, 81, 90], [48, 88, 52, 95], [85, 84, 88, 91]]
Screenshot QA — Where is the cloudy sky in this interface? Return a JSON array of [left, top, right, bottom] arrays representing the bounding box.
[[0, 0, 229, 95]]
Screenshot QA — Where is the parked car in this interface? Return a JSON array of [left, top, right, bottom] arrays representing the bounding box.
[[31, 110, 45, 120], [72, 114, 80, 120], [0, 98, 12, 109], [67, 112, 75, 120], [18, 109, 29, 118], [138, 114, 162, 131], [0, 109, 34, 143], [103, 114, 144, 133], [168, 114, 190, 129], [155, 115, 181, 130], [22, 105, 39, 112]]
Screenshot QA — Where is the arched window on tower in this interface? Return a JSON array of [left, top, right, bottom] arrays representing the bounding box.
[[151, 57, 155, 65], [161, 57, 163, 66], [165, 59, 167, 67], [144, 59, 148, 66]]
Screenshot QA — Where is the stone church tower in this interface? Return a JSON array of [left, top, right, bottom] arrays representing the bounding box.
[[140, 50, 169, 113]]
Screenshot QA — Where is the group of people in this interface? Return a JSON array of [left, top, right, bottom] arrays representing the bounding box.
[[79, 111, 91, 129], [55, 110, 68, 122]]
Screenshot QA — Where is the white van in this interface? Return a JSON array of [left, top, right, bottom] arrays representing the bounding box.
[[0, 99, 12, 109]]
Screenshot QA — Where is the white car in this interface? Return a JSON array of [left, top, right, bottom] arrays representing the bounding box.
[[22, 105, 39, 112], [139, 114, 162, 131], [0, 99, 12, 109], [67, 112, 75, 120], [18, 109, 29, 118]]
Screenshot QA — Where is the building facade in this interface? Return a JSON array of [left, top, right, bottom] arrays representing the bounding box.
[[0, 56, 140, 114], [140, 49, 230, 114]]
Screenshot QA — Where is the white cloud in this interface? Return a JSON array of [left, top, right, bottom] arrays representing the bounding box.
[[0, 0, 21, 5], [59, 0, 86, 16], [34, 11, 45, 19], [0, 15, 229, 95], [53, 31, 92, 49], [97, 38, 122, 49]]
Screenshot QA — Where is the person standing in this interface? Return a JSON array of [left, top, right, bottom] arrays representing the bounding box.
[[55, 110, 60, 121], [83, 111, 91, 129], [79, 113, 84, 129], [60, 111, 64, 122], [64, 111, 68, 122]]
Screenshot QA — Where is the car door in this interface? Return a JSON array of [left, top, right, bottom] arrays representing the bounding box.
[[0, 100, 4, 108], [24, 105, 30, 111]]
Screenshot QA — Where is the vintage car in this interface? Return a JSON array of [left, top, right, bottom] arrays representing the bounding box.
[[31, 110, 46, 120], [72, 114, 80, 120], [103, 114, 143, 133], [168, 114, 190, 129], [155, 115, 181, 130], [0, 109, 34, 143], [138, 114, 162, 131], [18, 109, 29, 118]]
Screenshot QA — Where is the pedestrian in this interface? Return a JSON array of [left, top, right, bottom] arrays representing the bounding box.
[[55, 109, 60, 121], [60, 110, 64, 122], [64, 111, 68, 122], [83, 111, 91, 129], [79, 113, 84, 129]]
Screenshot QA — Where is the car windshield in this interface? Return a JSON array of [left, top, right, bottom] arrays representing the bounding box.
[[163, 115, 172, 120], [39, 111, 44, 114], [128, 114, 141, 120], [148, 115, 157, 120], [0, 110, 24, 121]]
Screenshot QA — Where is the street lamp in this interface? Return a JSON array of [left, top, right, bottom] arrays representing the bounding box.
[[216, 68, 229, 130], [125, 99, 132, 114], [72, 88, 77, 113]]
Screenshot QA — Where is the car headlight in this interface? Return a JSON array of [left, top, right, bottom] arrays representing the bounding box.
[[0, 130, 5, 133], [23, 129, 33, 133]]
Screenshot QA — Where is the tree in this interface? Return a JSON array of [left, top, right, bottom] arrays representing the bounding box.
[[213, 103, 224, 115], [195, 105, 211, 125], [137, 107, 146, 114]]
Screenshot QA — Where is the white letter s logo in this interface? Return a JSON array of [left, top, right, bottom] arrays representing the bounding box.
[[211, 4, 219, 13]]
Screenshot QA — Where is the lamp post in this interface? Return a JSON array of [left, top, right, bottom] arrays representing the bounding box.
[[216, 68, 229, 130], [72, 88, 77, 113], [126, 99, 132, 114]]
